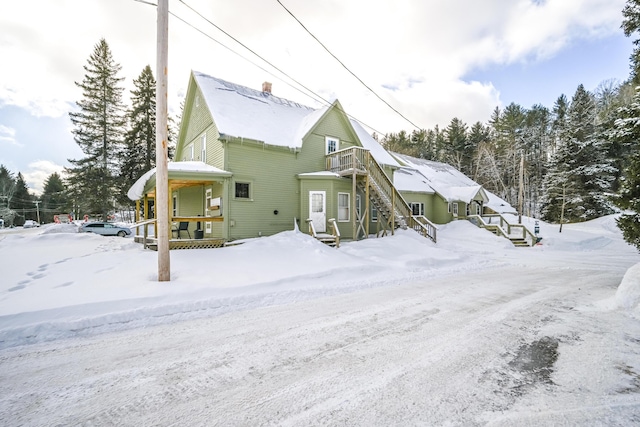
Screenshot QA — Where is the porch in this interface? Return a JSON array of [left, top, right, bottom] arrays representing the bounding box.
[[127, 161, 232, 249]]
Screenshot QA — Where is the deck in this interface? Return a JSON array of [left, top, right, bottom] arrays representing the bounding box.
[[134, 236, 226, 250]]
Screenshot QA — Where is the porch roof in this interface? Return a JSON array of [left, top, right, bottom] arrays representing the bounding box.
[[127, 161, 232, 201]]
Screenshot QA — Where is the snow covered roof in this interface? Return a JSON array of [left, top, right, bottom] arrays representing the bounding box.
[[350, 119, 400, 168], [484, 191, 517, 214], [393, 168, 435, 193], [127, 161, 232, 201], [391, 153, 484, 203], [193, 72, 316, 149], [391, 153, 516, 213], [192, 72, 399, 167]]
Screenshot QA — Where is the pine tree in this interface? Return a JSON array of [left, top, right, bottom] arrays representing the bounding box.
[[0, 165, 16, 225], [66, 38, 126, 219], [622, 0, 640, 85], [541, 85, 615, 223], [41, 172, 69, 223], [119, 65, 156, 204], [610, 85, 640, 249], [13, 173, 33, 224], [443, 117, 470, 174]]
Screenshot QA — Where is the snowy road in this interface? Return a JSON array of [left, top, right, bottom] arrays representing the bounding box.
[[2, 262, 639, 425]]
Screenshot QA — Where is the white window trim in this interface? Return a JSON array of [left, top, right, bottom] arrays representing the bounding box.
[[172, 193, 177, 217], [410, 202, 424, 216], [371, 205, 378, 222], [338, 192, 350, 222], [205, 189, 212, 217], [200, 134, 207, 162], [356, 194, 362, 219], [452, 203, 459, 216], [325, 136, 339, 154], [189, 144, 195, 161]]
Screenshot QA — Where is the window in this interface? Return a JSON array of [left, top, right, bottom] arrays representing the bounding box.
[[205, 189, 212, 216], [452, 203, 458, 216], [200, 134, 206, 162], [356, 194, 362, 219], [188, 144, 194, 161], [235, 182, 250, 199], [326, 136, 338, 154], [338, 193, 350, 222], [476, 203, 481, 215], [371, 205, 378, 222], [410, 202, 424, 216], [172, 194, 177, 217]]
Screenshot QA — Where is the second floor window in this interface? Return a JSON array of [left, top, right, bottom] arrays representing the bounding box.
[[326, 137, 338, 154]]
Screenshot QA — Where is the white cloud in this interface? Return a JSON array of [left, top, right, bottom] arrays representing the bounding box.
[[22, 161, 65, 196], [0, 0, 628, 134], [0, 125, 19, 146]]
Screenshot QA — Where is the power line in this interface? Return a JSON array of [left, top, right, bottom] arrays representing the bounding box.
[[275, 0, 422, 131], [134, 0, 387, 136]]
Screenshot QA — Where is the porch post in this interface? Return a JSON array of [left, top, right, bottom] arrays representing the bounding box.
[[352, 169, 357, 240]]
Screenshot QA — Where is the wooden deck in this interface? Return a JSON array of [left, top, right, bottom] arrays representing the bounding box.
[[134, 236, 226, 250]]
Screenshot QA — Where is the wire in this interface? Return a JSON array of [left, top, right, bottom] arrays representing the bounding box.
[[134, 0, 387, 135], [275, 0, 422, 131]]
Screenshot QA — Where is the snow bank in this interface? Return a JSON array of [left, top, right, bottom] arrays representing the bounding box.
[[615, 262, 640, 310]]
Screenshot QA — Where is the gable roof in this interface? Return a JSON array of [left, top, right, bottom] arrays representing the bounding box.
[[191, 71, 399, 167], [391, 152, 516, 213], [193, 71, 315, 149]]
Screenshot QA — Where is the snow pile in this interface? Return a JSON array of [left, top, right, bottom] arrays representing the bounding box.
[[615, 262, 640, 310], [0, 215, 638, 349]]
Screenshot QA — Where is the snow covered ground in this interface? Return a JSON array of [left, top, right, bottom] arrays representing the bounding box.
[[0, 215, 639, 425]]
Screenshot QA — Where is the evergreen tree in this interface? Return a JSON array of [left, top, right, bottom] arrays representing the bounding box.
[[41, 172, 70, 223], [610, 85, 640, 249], [622, 0, 640, 84], [0, 165, 16, 225], [13, 173, 33, 224], [541, 85, 615, 223], [120, 65, 156, 204], [443, 117, 470, 174], [66, 38, 126, 219]]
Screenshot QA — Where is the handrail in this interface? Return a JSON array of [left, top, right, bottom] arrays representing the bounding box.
[[328, 218, 341, 248], [364, 151, 437, 243], [326, 146, 368, 173], [326, 146, 437, 243], [306, 218, 340, 248], [468, 214, 536, 246]]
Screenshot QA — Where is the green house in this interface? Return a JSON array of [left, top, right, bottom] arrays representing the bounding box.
[[391, 152, 516, 224], [128, 72, 437, 245]]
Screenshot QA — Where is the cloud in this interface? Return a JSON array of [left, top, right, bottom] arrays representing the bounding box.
[[0, 0, 628, 133], [0, 125, 19, 146], [22, 161, 65, 196]]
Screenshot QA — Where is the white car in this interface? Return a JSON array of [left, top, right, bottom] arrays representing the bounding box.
[[23, 220, 40, 228]]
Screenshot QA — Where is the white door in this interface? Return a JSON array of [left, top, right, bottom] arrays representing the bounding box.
[[309, 191, 326, 233]]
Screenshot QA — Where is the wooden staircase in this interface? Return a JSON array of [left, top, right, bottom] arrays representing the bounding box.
[[468, 214, 536, 247], [326, 147, 437, 243], [306, 218, 341, 247]]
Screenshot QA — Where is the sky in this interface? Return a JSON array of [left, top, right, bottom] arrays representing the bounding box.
[[0, 0, 633, 194], [0, 215, 639, 424]]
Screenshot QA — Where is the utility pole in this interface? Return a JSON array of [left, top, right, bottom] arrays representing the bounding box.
[[34, 200, 40, 224], [518, 152, 524, 224], [156, 0, 170, 281]]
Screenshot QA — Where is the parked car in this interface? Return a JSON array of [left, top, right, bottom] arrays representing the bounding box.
[[23, 220, 40, 228], [80, 221, 131, 237]]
